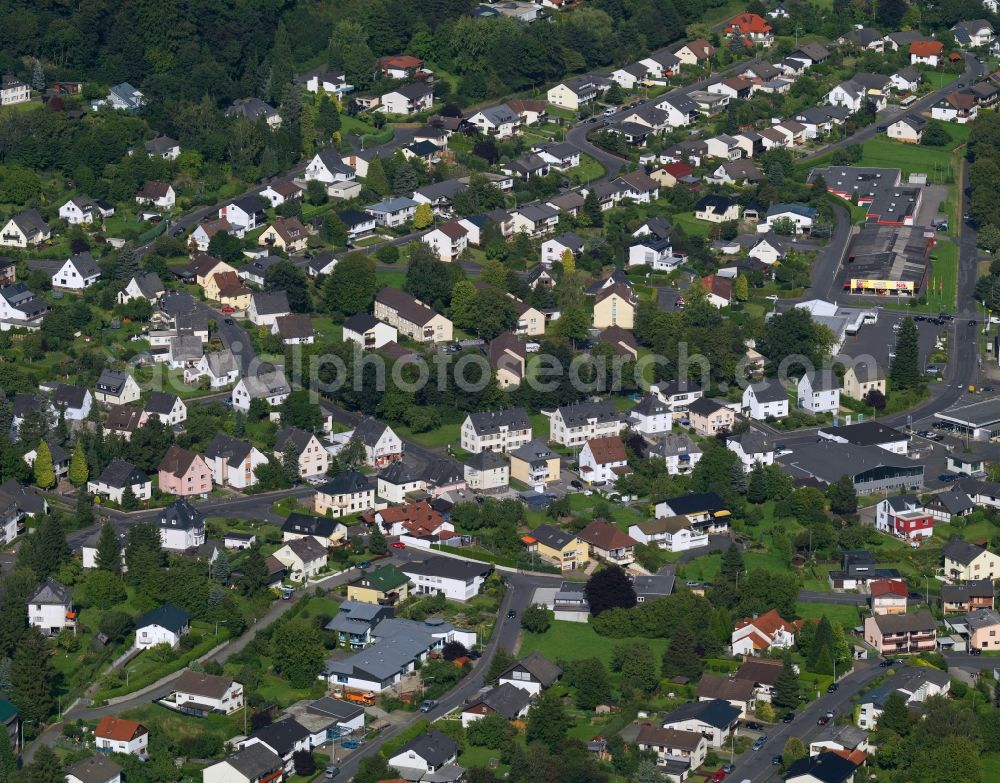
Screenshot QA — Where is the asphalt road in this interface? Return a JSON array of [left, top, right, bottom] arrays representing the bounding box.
[[727, 660, 882, 781]]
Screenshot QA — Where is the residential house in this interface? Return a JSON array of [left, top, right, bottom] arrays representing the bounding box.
[[686, 397, 735, 437], [701, 274, 732, 308], [94, 716, 149, 756], [510, 204, 559, 237], [694, 195, 740, 223], [633, 572, 676, 602], [925, 485, 976, 524], [345, 417, 403, 468], [118, 272, 163, 305], [144, 391, 186, 427], [87, 458, 151, 505], [400, 556, 492, 602], [943, 539, 1000, 581], [797, 371, 840, 413], [654, 433, 703, 476], [731, 608, 798, 656], [578, 436, 630, 486], [828, 550, 902, 591], [578, 520, 638, 567], [510, 439, 560, 486], [379, 84, 434, 115], [842, 363, 887, 401], [259, 180, 303, 207], [887, 114, 926, 143], [696, 674, 756, 716], [272, 313, 314, 345], [727, 431, 774, 472], [0, 209, 50, 248], [219, 195, 267, 235], [59, 196, 114, 225], [0, 282, 48, 327], [461, 408, 532, 454], [673, 39, 715, 66], [857, 667, 950, 729], [204, 434, 268, 490], [28, 578, 73, 635], [541, 232, 585, 266], [940, 580, 994, 613], [157, 498, 206, 551], [134, 604, 191, 650], [247, 291, 290, 328], [635, 725, 708, 777], [660, 699, 741, 747], [864, 610, 937, 654], [275, 427, 330, 480], [808, 724, 870, 758], [0, 74, 29, 105], [869, 579, 908, 615], [891, 65, 923, 92], [909, 40, 943, 67], [650, 380, 703, 413], [65, 757, 122, 783], [304, 150, 357, 183], [135, 181, 175, 209], [628, 394, 672, 436], [525, 525, 589, 571], [460, 683, 531, 727], [422, 222, 469, 262], [467, 104, 521, 138], [186, 349, 240, 389], [282, 513, 346, 548], [374, 287, 453, 343], [94, 370, 140, 406], [387, 731, 461, 780], [839, 27, 885, 50], [733, 658, 785, 704], [764, 203, 816, 234], [324, 601, 394, 649], [548, 400, 623, 447], [342, 313, 396, 350], [202, 744, 284, 783], [498, 651, 562, 695], [165, 670, 244, 716], [101, 404, 148, 442], [226, 97, 282, 127], [725, 13, 774, 47], [547, 78, 599, 111], [272, 537, 328, 583], [593, 283, 637, 329], [952, 19, 995, 47], [314, 471, 376, 517], [347, 565, 410, 605], [742, 381, 788, 420], [875, 494, 933, 540], [366, 197, 418, 228], [785, 753, 860, 783], [488, 332, 528, 389], [627, 234, 683, 271], [932, 90, 978, 123], [629, 516, 707, 552], [158, 445, 211, 498], [258, 217, 308, 253], [464, 450, 510, 493]]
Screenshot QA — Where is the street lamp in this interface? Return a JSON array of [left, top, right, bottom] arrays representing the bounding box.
[[125, 667, 138, 688], [215, 619, 228, 636]]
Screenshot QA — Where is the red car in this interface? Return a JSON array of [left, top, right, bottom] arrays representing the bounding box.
[[390, 542, 406, 550], [817, 715, 830, 726], [221, 305, 235, 314], [711, 771, 726, 783]]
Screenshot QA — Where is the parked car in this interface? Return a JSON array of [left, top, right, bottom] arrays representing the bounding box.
[[880, 658, 894, 667], [827, 683, 839, 693], [390, 541, 406, 550], [325, 766, 340, 779], [782, 713, 795, 723], [420, 700, 437, 713], [743, 721, 763, 731], [817, 715, 830, 725], [971, 647, 983, 656], [711, 770, 726, 783], [752, 737, 767, 751], [771, 756, 783, 766], [722, 764, 735, 774]]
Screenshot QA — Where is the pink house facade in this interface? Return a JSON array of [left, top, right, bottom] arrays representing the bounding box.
[[158, 445, 212, 498]]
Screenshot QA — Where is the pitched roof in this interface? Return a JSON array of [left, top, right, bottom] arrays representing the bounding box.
[[943, 538, 988, 565], [375, 287, 441, 326], [910, 40, 943, 56], [221, 744, 284, 780], [318, 470, 372, 496], [734, 608, 796, 639], [870, 579, 907, 598], [578, 519, 638, 551], [251, 291, 290, 316], [785, 751, 859, 783], [696, 673, 756, 702], [636, 725, 705, 750], [400, 555, 491, 583], [284, 536, 328, 562], [158, 498, 204, 531], [30, 577, 71, 605], [398, 730, 458, 767], [158, 444, 202, 478], [282, 512, 343, 539], [584, 436, 628, 465], [472, 682, 532, 719], [663, 698, 741, 729], [734, 658, 784, 686], [248, 718, 311, 755], [66, 756, 123, 783], [870, 609, 935, 634], [97, 458, 147, 489], [205, 434, 255, 468], [95, 715, 147, 742], [501, 651, 562, 686], [352, 564, 409, 592], [136, 603, 191, 633], [466, 407, 531, 435]]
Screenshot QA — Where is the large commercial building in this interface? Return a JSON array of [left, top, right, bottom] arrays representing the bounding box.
[[841, 224, 932, 297]]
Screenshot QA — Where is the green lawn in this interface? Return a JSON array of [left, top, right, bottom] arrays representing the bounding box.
[[672, 212, 712, 237], [376, 269, 407, 289], [565, 155, 605, 185], [857, 137, 957, 183], [519, 621, 670, 666], [796, 602, 862, 627], [394, 420, 460, 448], [983, 753, 1000, 783]]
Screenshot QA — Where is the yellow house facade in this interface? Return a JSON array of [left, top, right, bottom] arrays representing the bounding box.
[[526, 524, 590, 570], [510, 439, 561, 485], [346, 565, 411, 605], [593, 286, 636, 329], [842, 365, 886, 401]]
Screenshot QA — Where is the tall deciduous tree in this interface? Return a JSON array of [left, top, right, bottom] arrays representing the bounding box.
[[271, 621, 326, 687], [662, 623, 702, 680], [322, 253, 378, 316], [880, 690, 911, 735], [525, 689, 571, 750], [826, 475, 857, 515], [572, 657, 611, 710], [264, 261, 311, 313], [585, 565, 637, 616], [413, 203, 434, 229]]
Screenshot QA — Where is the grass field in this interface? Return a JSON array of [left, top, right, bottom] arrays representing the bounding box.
[[376, 269, 407, 289], [519, 620, 670, 665], [566, 154, 605, 185], [796, 602, 862, 627], [857, 137, 957, 182], [983, 753, 1000, 783], [672, 212, 712, 237]]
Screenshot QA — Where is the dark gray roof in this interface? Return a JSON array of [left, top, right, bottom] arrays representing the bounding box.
[[248, 718, 310, 755], [926, 486, 974, 516], [158, 498, 205, 531], [466, 450, 508, 472], [556, 400, 620, 427], [307, 696, 365, 722], [318, 470, 372, 496], [943, 538, 987, 565], [631, 394, 670, 417], [275, 427, 318, 455], [282, 513, 341, 538], [940, 579, 993, 603], [343, 313, 381, 333], [137, 603, 191, 633], [205, 434, 255, 468], [473, 683, 531, 719], [399, 730, 458, 767], [633, 570, 675, 597], [66, 251, 100, 278], [746, 381, 786, 404], [224, 744, 284, 780], [528, 524, 575, 550], [352, 416, 390, 447], [145, 391, 180, 415], [30, 577, 71, 605], [97, 458, 148, 489], [251, 291, 290, 315], [466, 407, 531, 436], [66, 756, 123, 783], [379, 460, 424, 485], [785, 752, 858, 783], [96, 369, 132, 395], [728, 430, 771, 455], [500, 651, 562, 687], [401, 556, 492, 583], [53, 384, 89, 409], [663, 698, 741, 729], [819, 420, 905, 446], [510, 439, 556, 464]]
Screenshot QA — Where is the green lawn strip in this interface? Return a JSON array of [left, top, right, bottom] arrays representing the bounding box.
[[120, 703, 244, 746], [672, 212, 712, 237], [458, 745, 508, 776], [376, 269, 407, 289], [796, 602, 861, 627], [519, 621, 669, 667], [393, 420, 460, 448], [856, 137, 956, 183]]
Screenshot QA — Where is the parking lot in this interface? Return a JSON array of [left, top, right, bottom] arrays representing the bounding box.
[[838, 308, 946, 370]]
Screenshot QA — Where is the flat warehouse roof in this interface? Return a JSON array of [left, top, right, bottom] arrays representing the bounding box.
[[935, 397, 1000, 427], [845, 225, 930, 286]]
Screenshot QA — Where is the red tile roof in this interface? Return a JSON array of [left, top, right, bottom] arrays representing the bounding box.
[[870, 578, 908, 598], [95, 716, 147, 742], [578, 520, 638, 551], [661, 161, 695, 178], [702, 274, 733, 301], [727, 13, 772, 34], [734, 608, 797, 637], [585, 436, 628, 465], [910, 40, 943, 56]]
